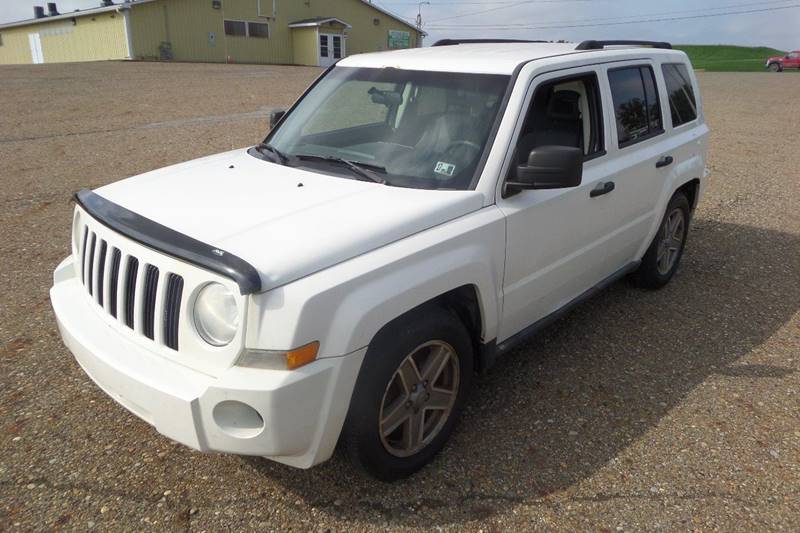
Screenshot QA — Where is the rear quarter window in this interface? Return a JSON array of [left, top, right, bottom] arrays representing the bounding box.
[[662, 63, 698, 127], [608, 66, 663, 148]]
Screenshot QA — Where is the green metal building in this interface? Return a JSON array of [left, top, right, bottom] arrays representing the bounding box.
[[0, 0, 423, 66]]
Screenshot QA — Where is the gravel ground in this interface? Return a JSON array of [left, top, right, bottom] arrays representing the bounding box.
[[0, 62, 798, 531]]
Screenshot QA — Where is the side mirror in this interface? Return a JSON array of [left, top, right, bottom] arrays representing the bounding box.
[[270, 109, 286, 129], [506, 146, 583, 194]]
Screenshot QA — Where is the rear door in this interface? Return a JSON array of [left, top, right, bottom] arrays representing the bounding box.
[[659, 61, 707, 198], [593, 61, 672, 269]]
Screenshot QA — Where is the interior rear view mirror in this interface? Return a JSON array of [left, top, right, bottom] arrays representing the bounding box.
[[368, 87, 403, 106], [506, 146, 583, 194]]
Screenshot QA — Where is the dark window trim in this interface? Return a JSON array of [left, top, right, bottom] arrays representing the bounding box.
[[618, 127, 665, 149], [504, 69, 607, 185], [608, 63, 665, 150]]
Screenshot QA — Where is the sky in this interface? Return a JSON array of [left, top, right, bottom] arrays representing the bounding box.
[[1, 0, 798, 51]]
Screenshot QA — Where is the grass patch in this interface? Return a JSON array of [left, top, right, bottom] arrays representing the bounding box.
[[674, 45, 794, 72]]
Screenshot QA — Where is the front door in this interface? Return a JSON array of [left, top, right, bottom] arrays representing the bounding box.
[[28, 33, 44, 64], [498, 68, 623, 342], [319, 33, 344, 67]]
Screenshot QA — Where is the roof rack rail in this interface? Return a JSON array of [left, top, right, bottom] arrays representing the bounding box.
[[576, 40, 672, 51], [432, 39, 547, 47]]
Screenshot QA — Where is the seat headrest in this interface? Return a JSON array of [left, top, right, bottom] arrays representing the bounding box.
[[547, 90, 581, 121]]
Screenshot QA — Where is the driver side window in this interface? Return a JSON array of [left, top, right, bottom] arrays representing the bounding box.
[[512, 73, 604, 177]]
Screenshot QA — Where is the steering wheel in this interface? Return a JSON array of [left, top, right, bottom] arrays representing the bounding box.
[[445, 140, 481, 152]]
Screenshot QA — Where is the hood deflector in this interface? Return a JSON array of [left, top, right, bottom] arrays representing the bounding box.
[[74, 189, 262, 295]]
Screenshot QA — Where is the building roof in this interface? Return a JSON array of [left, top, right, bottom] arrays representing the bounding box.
[[358, 0, 421, 34], [288, 17, 352, 29], [0, 1, 156, 31], [338, 42, 686, 75]]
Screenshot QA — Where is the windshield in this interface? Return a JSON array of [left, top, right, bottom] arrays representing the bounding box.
[[266, 67, 510, 190]]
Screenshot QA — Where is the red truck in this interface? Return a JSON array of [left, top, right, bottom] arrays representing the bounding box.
[[766, 51, 800, 72]]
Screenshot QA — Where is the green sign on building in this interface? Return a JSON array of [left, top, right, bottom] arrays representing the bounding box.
[[388, 30, 411, 49]]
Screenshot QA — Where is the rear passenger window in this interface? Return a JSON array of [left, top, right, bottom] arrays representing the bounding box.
[[608, 66, 663, 147], [662, 63, 697, 127]]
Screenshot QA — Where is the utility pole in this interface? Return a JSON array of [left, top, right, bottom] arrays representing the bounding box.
[[417, 1, 430, 47]]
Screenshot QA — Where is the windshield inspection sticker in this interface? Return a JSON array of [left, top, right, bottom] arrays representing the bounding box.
[[434, 161, 456, 177]]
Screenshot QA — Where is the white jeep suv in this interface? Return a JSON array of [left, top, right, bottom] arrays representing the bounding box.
[[50, 40, 709, 481]]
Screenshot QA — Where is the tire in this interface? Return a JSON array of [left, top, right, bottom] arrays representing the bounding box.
[[768, 63, 782, 72], [632, 192, 691, 289], [341, 305, 473, 481]]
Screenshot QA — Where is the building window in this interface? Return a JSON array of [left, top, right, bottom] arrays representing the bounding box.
[[332, 35, 342, 58], [608, 66, 663, 148], [247, 22, 269, 38], [320, 35, 329, 57], [224, 20, 269, 38], [224, 20, 246, 37], [0, 33, 4, 46]]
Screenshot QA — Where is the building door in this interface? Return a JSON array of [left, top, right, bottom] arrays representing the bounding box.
[[28, 33, 44, 64], [319, 34, 344, 67]]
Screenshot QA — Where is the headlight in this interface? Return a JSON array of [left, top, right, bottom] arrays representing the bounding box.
[[193, 283, 239, 346]]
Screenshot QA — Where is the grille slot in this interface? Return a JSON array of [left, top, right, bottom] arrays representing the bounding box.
[[142, 265, 160, 340], [124, 256, 139, 329], [96, 240, 107, 306], [87, 233, 97, 296], [108, 248, 121, 318], [163, 274, 184, 350]]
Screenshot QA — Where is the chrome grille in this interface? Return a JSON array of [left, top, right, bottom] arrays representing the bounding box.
[[78, 226, 184, 351]]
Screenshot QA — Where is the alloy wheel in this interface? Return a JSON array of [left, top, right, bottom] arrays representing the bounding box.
[[378, 341, 460, 458], [656, 208, 686, 275]]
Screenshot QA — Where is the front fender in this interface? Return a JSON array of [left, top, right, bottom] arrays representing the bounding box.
[[245, 207, 506, 358]]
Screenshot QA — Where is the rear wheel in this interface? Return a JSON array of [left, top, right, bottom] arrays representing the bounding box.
[[341, 306, 473, 481], [632, 192, 691, 289]]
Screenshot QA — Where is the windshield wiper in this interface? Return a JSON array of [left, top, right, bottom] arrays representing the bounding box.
[[254, 142, 289, 165], [294, 154, 386, 184]]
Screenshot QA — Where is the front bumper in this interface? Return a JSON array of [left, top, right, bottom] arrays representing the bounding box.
[[50, 256, 365, 468]]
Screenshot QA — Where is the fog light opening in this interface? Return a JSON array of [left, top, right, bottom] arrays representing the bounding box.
[[212, 400, 264, 439]]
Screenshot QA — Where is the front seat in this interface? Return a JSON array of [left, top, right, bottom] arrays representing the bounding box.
[[390, 109, 474, 179], [517, 90, 584, 165]]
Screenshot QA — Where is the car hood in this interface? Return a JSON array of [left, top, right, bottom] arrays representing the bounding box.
[[95, 149, 485, 291]]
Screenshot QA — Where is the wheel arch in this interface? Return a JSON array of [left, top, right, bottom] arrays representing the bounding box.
[[368, 284, 488, 374], [676, 177, 701, 212]]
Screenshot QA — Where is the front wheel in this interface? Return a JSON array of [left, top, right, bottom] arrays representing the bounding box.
[[632, 192, 691, 289], [341, 306, 473, 481], [768, 63, 782, 72]]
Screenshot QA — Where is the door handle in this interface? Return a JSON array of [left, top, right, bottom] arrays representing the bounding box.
[[656, 155, 674, 168], [590, 181, 615, 198]]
